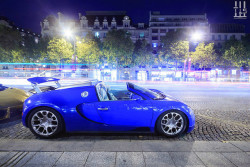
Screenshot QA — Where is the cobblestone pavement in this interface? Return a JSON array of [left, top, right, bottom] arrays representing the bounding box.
[[0, 82, 249, 141]]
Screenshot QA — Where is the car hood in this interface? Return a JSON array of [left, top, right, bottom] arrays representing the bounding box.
[[163, 95, 181, 102], [149, 89, 181, 102]]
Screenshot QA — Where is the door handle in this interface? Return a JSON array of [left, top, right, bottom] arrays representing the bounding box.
[[98, 108, 109, 111]]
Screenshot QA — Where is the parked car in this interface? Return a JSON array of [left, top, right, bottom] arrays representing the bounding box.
[[22, 77, 195, 138], [0, 84, 30, 122]]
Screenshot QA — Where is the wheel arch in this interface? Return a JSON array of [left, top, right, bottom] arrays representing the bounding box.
[[25, 106, 66, 131]]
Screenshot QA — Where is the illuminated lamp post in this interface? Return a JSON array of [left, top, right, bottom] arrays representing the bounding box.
[[63, 29, 77, 71], [184, 32, 203, 81]]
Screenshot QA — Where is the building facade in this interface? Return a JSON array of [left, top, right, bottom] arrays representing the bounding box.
[[41, 11, 149, 43], [149, 11, 210, 49], [0, 16, 41, 44], [40, 11, 246, 49], [209, 23, 245, 47]]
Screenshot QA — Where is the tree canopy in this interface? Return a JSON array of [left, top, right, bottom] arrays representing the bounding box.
[[47, 38, 73, 63], [132, 39, 155, 66], [190, 42, 216, 69], [76, 36, 101, 64], [103, 30, 134, 66]]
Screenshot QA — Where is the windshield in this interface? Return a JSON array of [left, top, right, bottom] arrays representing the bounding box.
[[127, 82, 165, 100]]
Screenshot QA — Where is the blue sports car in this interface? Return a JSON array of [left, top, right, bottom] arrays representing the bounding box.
[[22, 77, 195, 138]]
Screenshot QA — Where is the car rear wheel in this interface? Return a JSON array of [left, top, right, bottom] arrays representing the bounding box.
[[156, 110, 187, 137], [28, 107, 63, 138]]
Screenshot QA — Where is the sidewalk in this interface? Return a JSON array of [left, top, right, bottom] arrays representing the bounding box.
[[0, 139, 249, 166]]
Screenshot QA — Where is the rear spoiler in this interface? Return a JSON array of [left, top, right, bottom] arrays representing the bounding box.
[[27, 77, 100, 93], [27, 77, 61, 93]]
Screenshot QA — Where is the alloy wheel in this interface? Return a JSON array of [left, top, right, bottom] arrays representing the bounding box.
[[161, 112, 184, 135], [31, 110, 58, 136]]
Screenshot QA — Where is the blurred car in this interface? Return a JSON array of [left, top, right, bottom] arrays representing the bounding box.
[[22, 77, 195, 139], [0, 84, 30, 122]]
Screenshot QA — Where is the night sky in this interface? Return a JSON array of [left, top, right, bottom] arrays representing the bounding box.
[[0, 0, 249, 33]]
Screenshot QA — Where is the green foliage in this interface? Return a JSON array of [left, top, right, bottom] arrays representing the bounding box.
[[160, 29, 187, 58], [47, 38, 73, 63], [76, 36, 101, 64], [103, 30, 134, 66], [190, 42, 216, 69], [35, 37, 50, 62], [0, 25, 23, 62], [159, 29, 189, 68], [133, 39, 155, 66], [241, 34, 250, 68], [11, 49, 25, 62], [222, 39, 247, 68], [0, 47, 11, 62], [170, 41, 189, 62]]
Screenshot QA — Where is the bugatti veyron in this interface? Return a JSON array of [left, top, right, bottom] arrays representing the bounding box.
[[22, 77, 195, 138]]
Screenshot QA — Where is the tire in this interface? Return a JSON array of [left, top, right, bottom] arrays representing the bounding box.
[[28, 107, 63, 139], [156, 110, 187, 137]]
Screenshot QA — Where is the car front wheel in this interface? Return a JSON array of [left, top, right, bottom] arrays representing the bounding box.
[[28, 107, 63, 138], [156, 110, 187, 137]]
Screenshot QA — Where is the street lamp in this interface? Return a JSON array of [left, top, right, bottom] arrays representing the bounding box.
[[184, 32, 203, 81], [63, 29, 77, 71], [191, 32, 203, 42], [63, 29, 72, 38]]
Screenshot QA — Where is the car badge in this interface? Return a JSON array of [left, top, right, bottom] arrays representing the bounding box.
[[81, 91, 89, 97]]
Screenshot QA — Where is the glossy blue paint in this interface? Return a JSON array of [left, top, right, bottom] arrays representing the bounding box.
[[22, 78, 195, 135]]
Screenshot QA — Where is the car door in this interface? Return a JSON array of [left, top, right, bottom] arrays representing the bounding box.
[[95, 99, 153, 127]]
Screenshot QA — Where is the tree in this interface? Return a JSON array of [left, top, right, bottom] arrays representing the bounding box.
[[190, 42, 216, 69], [76, 37, 101, 65], [222, 41, 246, 68], [170, 41, 189, 64], [160, 29, 187, 58], [0, 25, 22, 62], [0, 47, 11, 62], [22, 35, 39, 62], [160, 29, 189, 72], [132, 39, 154, 66], [36, 37, 51, 62], [241, 34, 250, 69], [220, 38, 247, 68], [0, 25, 22, 51], [47, 38, 73, 63], [11, 49, 25, 62], [103, 30, 134, 66]]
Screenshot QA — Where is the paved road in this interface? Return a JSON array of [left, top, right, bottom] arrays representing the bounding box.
[[0, 80, 250, 141]]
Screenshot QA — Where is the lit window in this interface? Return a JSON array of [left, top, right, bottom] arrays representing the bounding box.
[[95, 32, 100, 38], [140, 32, 144, 38], [159, 18, 164, 21], [152, 43, 158, 48]]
